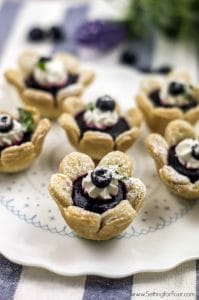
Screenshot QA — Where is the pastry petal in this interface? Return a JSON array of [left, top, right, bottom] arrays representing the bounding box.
[[165, 120, 196, 146], [59, 152, 95, 181], [49, 173, 73, 207], [79, 131, 114, 161], [115, 127, 140, 152], [61, 96, 86, 116], [145, 133, 168, 169], [99, 151, 133, 177], [125, 178, 146, 211], [99, 200, 136, 240], [31, 118, 51, 155], [59, 113, 80, 147]]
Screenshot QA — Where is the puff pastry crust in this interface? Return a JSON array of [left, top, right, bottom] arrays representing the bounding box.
[[5, 50, 95, 119], [145, 120, 199, 199], [59, 97, 143, 161], [49, 151, 146, 240], [0, 107, 51, 172], [136, 70, 199, 135]]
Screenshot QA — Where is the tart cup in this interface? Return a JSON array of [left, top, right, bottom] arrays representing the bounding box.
[[145, 120, 199, 199], [136, 70, 199, 135], [4, 50, 95, 119], [59, 96, 143, 161], [49, 151, 146, 240], [0, 106, 51, 173]]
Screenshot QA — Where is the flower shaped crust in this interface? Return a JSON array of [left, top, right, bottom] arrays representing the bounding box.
[[49, 151, 146, 240], [4, 50, 95, 119], [59, 97, 142, 161], [0, 106, 51, 172], [136, 70, 199, 135], [145, 120, 199, 199]]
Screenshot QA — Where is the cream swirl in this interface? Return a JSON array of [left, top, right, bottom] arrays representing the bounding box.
[[175, 139, 199, 169], [160, 80, 192, 106], [0, 120, 24, 148], [83, 107, 119, 129], [33, 59, 67, 87], [82, 170, 119, 200]]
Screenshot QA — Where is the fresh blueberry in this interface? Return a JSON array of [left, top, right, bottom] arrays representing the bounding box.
[[168, 81, 185, 96], [155, 65, 172, 75], [120, 49, 137, 66], [91, 168, 112, 188], [28, 27, 46, 42], [96, 95, 116, 112], [0, 114, 13, 133], [39, 56, 51, 63], [47, 26, 65, 42], [192, 144, 199, 160]]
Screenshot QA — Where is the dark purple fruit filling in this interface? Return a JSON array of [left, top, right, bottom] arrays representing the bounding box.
[[25, 73, 78, 105], [75, 111, 130, 140], [149, 89, 197, 112], [72, 174, 126, 214], [0, 131, 32, 152], [168, 145, 199, 183]]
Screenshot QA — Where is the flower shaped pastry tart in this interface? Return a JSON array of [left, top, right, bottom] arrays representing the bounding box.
[[145, 120, 199, 199], [5, 50, 94, 119], [0, 107, 50, 172], [59, 94, 142, 161], [136, 70, 199, 134], [49, 151, 146, 240]]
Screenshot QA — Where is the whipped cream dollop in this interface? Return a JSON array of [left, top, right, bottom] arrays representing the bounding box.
[[0, 120, 24, 148], [33, 58, 68, 87], [83, 107, 119, 129], [82, 169, 119, 200], [160, 80, 192, 106], [175, 139, 199, 169]]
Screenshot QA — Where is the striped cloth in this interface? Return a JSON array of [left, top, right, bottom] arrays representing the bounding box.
[[0, 1, 198, 299]]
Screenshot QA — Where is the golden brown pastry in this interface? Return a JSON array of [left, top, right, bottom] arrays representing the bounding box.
[[0, 106, 50, 172], [5, 50, 95, 119], [59, 94, 143, 161], [136, 70, 199, 134], [145, 120, 199, 199], [49, 151, 146, 240]]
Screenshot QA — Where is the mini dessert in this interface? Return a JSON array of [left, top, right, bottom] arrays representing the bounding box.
[[5, 50, 94, 119], [145, 120, 199, 199], [49, 151, 146, 240], [136, 70, 199, 134], [59, 95, 142, 161], [0, 107, 50, 172]]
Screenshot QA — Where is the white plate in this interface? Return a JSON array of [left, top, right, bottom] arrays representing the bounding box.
[[0, 65, 199, 278]]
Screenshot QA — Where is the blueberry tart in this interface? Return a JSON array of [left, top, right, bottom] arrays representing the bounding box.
[[137, 70, 199, 134], [49, 151, 146, 240], [0, 106, 50, 172], [145, 120, 199, 199], [5, 50, 94, 119], [59, 95, 142, 160]]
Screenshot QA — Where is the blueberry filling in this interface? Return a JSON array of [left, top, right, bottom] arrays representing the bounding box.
[[0, 115, 13, 133], [72, 174, 126, 214], [96, 95, 116, 112], [149, 89, 197, 112], [75, 111, 129, 140], [168, 145, 199, 183], [25, 73, 78, 106], [91, 168, 112, 188], [0, 130, 32, 152]]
